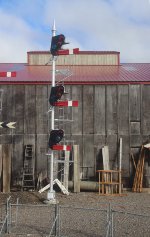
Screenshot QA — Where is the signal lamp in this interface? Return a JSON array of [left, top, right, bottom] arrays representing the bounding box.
[[50, 34, 69, 56], [49, 85, 64, 106], [48, 129, 64, 148]]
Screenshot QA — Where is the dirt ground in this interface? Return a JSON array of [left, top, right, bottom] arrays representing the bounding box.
[[1, 188, 150, 208], [1, 189, 150, 237]]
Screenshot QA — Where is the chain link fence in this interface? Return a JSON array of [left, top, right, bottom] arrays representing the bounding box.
[[0, 197, 150, 236], [59, 205, 107, 237], [111, 203, 150, 237]]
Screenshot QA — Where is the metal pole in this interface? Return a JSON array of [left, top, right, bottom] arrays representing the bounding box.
[[119, 137, 122, 171], [47, 20, 56, 201], [119, 137, 122, 194], [6, 196, 11, 234], [54, 203, 59, 236], [15, 198, 19, 227], [111, 210, 114, 237]]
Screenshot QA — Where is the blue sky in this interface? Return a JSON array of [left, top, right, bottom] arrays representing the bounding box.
[[0, 0, 150, 63]]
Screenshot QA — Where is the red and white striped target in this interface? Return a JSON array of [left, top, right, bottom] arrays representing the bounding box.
[[57, 48, 79, 55], [51, 145, 71, 151], [54, 100, 78, 107], [0, 72, 16, 77]]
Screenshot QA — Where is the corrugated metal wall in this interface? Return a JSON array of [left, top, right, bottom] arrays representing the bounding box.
[[0, 84, 150, 187]]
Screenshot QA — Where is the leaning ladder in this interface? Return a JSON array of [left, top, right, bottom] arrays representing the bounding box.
[[22, 145, 35, 190]]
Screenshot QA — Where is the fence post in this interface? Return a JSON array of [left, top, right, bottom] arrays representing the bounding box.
[[108, 202, 114, 237], [111, 207, 113, 237], [15, 198, 19, 226], [6, 196, 11, 234], [109, 202, 111, 237], [106, 202, 112, 237], [54, 203, 59, 236]]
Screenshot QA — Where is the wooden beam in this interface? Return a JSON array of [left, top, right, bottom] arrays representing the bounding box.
[[73, 145, 80, 193], [102, 146, 110, 170], [63, 151, 70, 191]]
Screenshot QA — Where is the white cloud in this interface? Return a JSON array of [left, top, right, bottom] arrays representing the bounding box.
[[0, 0, 150, 62], [0, 8, 43, 62], [44, 0, 150, 62]]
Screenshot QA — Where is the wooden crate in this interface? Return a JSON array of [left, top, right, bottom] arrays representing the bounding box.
[[97, 170, 122, 196]]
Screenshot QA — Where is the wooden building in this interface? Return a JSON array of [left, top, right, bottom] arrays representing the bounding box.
[[0, 50, 150, 188]]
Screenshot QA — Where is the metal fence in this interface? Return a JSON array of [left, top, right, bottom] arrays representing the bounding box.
[[59, 205, 107, 237], [0, 198, 150, 237], [111, 203, 150, 237]]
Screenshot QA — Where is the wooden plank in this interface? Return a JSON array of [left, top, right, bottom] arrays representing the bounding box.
[[129, 85, 141, 121], [94, 135, 106, 173], [144, 161, 150, 188], [73, 145, 80, 193], [36, 85, 48, 134], [130, 122, 140, 135], [94, 85, 106, 135], [0, 135, 12, 144], [102, 146, 110, 194], [11, 135, 24, 186], [142, 85, 150, 135], [3, 144, 12, 193], [102, 146, 110, 170], [63, 151, 70, 191], [106, 135, 118, 167], [71, 85, 82, 135], [139, 152, 145, 192], [24, 85, 36, 134], [36, 134, 48, 177], [119, 135, 130, 178], [83, 85, 94, 134], [129, 148, 140, 187], [1, 85, 13, 135], [106, 85, 117, 135], [132, 146, 145, 192], [118, 85, 129, 135], [71, 134, 83, 171], [130, 135, 143, 147], [12, 85, 24, 134], [83, 135, 94, 178], [29, 53, 118, 66]]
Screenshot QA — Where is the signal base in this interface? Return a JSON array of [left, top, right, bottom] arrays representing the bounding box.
[[46, 190, 57, 203]]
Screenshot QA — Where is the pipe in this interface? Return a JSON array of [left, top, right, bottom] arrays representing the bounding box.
[[68, 181, 99, 192]]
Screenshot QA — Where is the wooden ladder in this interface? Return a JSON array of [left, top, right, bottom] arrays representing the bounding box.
[[22, 145, 35, 190]]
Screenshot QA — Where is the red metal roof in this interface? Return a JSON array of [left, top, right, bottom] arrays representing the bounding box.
[[0, 63, 150, 85]]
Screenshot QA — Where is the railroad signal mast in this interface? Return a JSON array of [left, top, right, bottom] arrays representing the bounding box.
[[47, 20, 56, 201], [47, 21, 79, 201]]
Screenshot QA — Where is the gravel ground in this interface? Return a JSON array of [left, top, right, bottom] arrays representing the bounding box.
[[1, 189, 150, 208], [1, 190, 150, 237]]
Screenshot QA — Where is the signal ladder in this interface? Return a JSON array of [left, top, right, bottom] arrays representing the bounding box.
[[54, 91, 75, 186], [48, 71, 78, 192]]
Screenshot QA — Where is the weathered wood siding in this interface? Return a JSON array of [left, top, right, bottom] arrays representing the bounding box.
[[1, 84, 150, 187], [28, 53, 119, 66]]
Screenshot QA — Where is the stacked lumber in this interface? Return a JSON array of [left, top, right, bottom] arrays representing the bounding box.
[[132, 146, 145, 192]]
